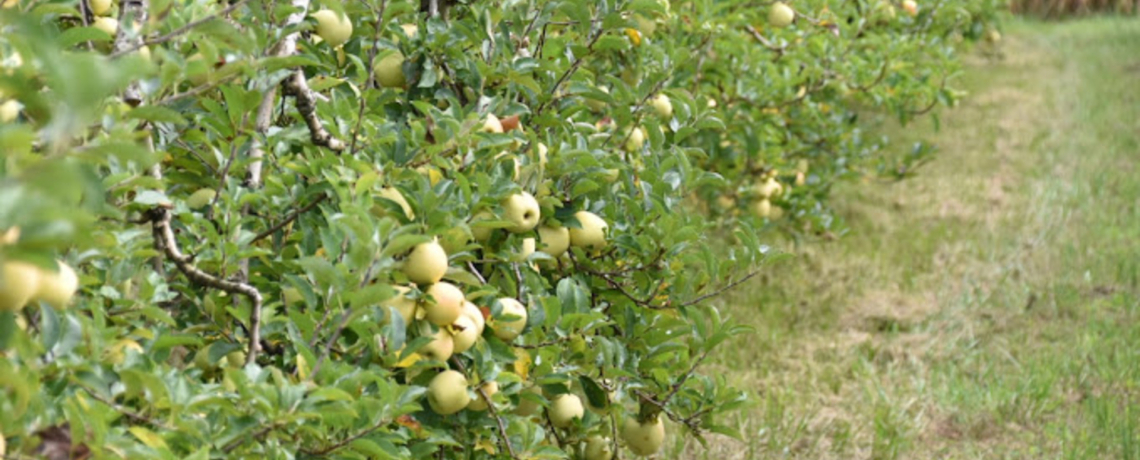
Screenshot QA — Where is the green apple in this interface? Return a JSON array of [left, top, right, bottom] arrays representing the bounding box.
[[467, 381, 499, 411], [311, 10, 353, 48], [93, 16, 118, 36], [584, 436, 614, 460], [420, 326, 454, 361], [492, 297, 528, 341], [569, 211, 608, 249], [423, 281, 464, 326], [621, 416, 665, 456], [427, 370, 470, 415], [548, 394, 584, 428], [623, 126, 646, 152], [89, 0, 112, 15], [375, 52, 406, 88], [768, 2, 795, 28], [403, 239, 448, 285], [0, 261, 40, 312], [33, 260, 79, 308], [502, 191, 540, 233], [649, 94, 673, 119], [537, 225, 570, 258]]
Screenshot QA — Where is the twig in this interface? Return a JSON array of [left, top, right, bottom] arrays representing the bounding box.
[[307, 309, 353, 378], [249, 193, 329, 244], [221, 420, 288, 453], [478, 385, 518, 459], [82, 388, 175, 431], [349, 0, 388, 156], [108, 0, 251, 59], [112, 0, 149, 106], [679, 269, 762, 307], [298, 417, 391, 456], [533, 25, 604, 116], [145, 206, 264, 364]]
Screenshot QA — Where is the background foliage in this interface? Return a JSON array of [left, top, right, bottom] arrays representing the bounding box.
[[0, 0, 998, 458]]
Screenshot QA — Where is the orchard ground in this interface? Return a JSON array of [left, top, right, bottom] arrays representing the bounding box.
[[679, 18, 1140, 460]]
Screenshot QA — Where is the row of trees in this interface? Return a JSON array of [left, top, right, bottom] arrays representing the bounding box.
[[0, 0, 998, 458]]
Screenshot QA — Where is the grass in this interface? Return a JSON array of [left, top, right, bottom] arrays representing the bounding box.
[[675, 18, 1140, 460]]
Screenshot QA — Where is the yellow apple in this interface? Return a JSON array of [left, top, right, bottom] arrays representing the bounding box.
[[400, 23, 419, 39], [420, 326, 454, 361], [450, 313, 479, 353], [586, 86, 609, 112], [187, 188, 216, 208], [493, 297, 527, 341], [33, 261, 79, 308], [427, 370, 470, 415], [514, 385, 543, 416], [502, 192, 540, 233], [621, 416, 665, 456], [514, 237, 536, 263], [902, 0, 918, 16], [754, 178, 783, 198], [649, 94, 673, 119], [0, 428, 6, 457], [89, 0, 111, 15], [753, 199, 771, 218], [795, 171, 805, 186], [375, 52, 406, 88], [467, 381, 499, 411], [985, 29, 1001, 43], [0, 227, 19, 246], [623, 126, 646, 152], [0, 99, 20, 123], [569, 211, 608, 249], [482, 114, 504, 134], [634, 14, 657, 37], [0, 261, 40, 312], [548, 394, 584, 428], [311, 10, 353, 48], [381, 285, 418, 324], [768, 2, 795, 28], [378, 186, 414, 220], [462, 301, 485, 333], [403, 239, 448, 285], [93, 16, 118, 36], [584, 436, 614, 460], [470, 210, 496, 242], [423, 281, 464, 326], [537, 225, 570, 258]]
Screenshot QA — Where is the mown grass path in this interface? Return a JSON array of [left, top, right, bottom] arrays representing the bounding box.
[[679, 19, 1140, 460]]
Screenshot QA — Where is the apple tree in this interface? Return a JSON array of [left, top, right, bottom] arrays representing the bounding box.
[[0, 0, 996, 458]]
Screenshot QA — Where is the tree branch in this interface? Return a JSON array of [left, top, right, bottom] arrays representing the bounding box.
[[282, 69, 347, 151], [145, 206, 264, 364], [249, 193, 329, 244]]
